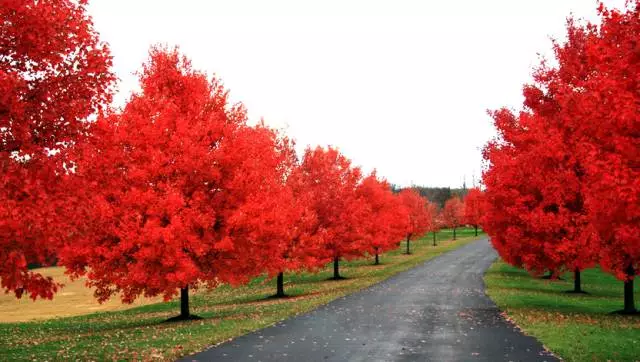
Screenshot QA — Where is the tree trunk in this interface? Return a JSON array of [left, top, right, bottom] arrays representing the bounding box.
[[453, 227, 457, 240], [333, 257, 341, 279], [574, 269, 582, 293], [624, 265, 637, 313], [405, 235, 411, 255], [180, 286, 190, 319], [474, 225, 478, 236], [375, 252, 379, 265], [432, 232, 437, 246], [165, 285, 202, 322], [275, 272, 286, 297]]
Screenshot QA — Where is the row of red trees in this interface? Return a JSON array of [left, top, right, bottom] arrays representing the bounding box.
[[403, 190, 484, 253], [482, 1, 639, 313], [0, 0, 483, 320]]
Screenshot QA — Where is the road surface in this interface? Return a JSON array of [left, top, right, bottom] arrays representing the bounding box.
[[181, 238, 558, 362]]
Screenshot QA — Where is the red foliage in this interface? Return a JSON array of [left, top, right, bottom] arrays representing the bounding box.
[[464, 188, 484, 229], [426, 202, 440, 233], [541, 2, 640, 281], [482, 107, 597, 276], [61, 47, 286, 303], [0, 0, 114, 299], [356, 173, 407, 261], [0, 0, 115, 154], [230, 137, 322, 278], [398, 189, 430, 242], [294, 147, 368, 267], [442, 197, 464, 229], [482, 2, 639, 281]]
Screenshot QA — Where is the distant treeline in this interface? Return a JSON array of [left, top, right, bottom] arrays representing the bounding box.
[[390, 185, 468, 208]]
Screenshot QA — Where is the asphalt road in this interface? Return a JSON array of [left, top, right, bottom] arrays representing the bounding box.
[[181, 238, 558, 362]]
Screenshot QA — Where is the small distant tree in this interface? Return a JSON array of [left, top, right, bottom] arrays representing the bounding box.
[[357, 173, 407, 265], [427, 202, 440, 246], [464, 188, 484, 236], [442, 197, 465, 240], [398, 189, 430, 254]]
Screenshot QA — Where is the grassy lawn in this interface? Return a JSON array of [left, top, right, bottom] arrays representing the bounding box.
[[485, 261, 640, 362], [0, 228, 483, 361]]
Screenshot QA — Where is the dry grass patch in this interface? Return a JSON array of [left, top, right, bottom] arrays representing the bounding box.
[[0, 266, 161, 322]]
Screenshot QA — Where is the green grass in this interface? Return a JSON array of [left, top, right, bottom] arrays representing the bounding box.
[[0, 228, 483, 361], [485, 261, 640, 362]]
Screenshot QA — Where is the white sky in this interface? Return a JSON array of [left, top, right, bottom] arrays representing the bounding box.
[[87, 0, 626, 187]]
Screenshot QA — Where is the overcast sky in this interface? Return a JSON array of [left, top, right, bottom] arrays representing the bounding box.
[[87, 0, 626, 188]]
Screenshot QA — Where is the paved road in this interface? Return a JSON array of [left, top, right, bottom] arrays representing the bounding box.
[[181, 238, 558, 362]]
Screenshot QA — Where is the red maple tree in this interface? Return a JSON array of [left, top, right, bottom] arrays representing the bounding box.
[[483, 2, 639, 305], [229, 138, 322, 298], [578, 3, 640, 310], [398, 189, 430, 254], [294, 146, 368, 279], [426, 202, 440, 246], [483, 109, 597, 289], [62, 47, 288, 319], [357, 173, 407, 265], [464, 188, 484, 237], [526, 1, 640, 309], [442, 196, 465, 240], [0, 0, 114, 300]]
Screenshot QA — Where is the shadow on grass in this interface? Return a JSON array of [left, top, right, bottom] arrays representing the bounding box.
[[610, 309, 640, 316], [164, 314, 203, 323], [328, 276, 348, 281], [490, 277, 630, 300], [565, 290, 589, 295], [493, 285, 601, 298], [491, 280, 630, 298]]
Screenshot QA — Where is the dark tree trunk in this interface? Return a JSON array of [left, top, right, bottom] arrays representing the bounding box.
[[453, 227, 457, 240], [165, 285, 202, 321], [275, 272, 286, 298], [623, 265, 637, 314], [374, 248, 379, 265], [574, 269, 582, 293], [566, 269, 586, 293], [432, 231, 437, 246], [405, 235, 411, 255], [474, 225, 478, 236], [333, 257, 341, 279], [180, 286, 190, 319]]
